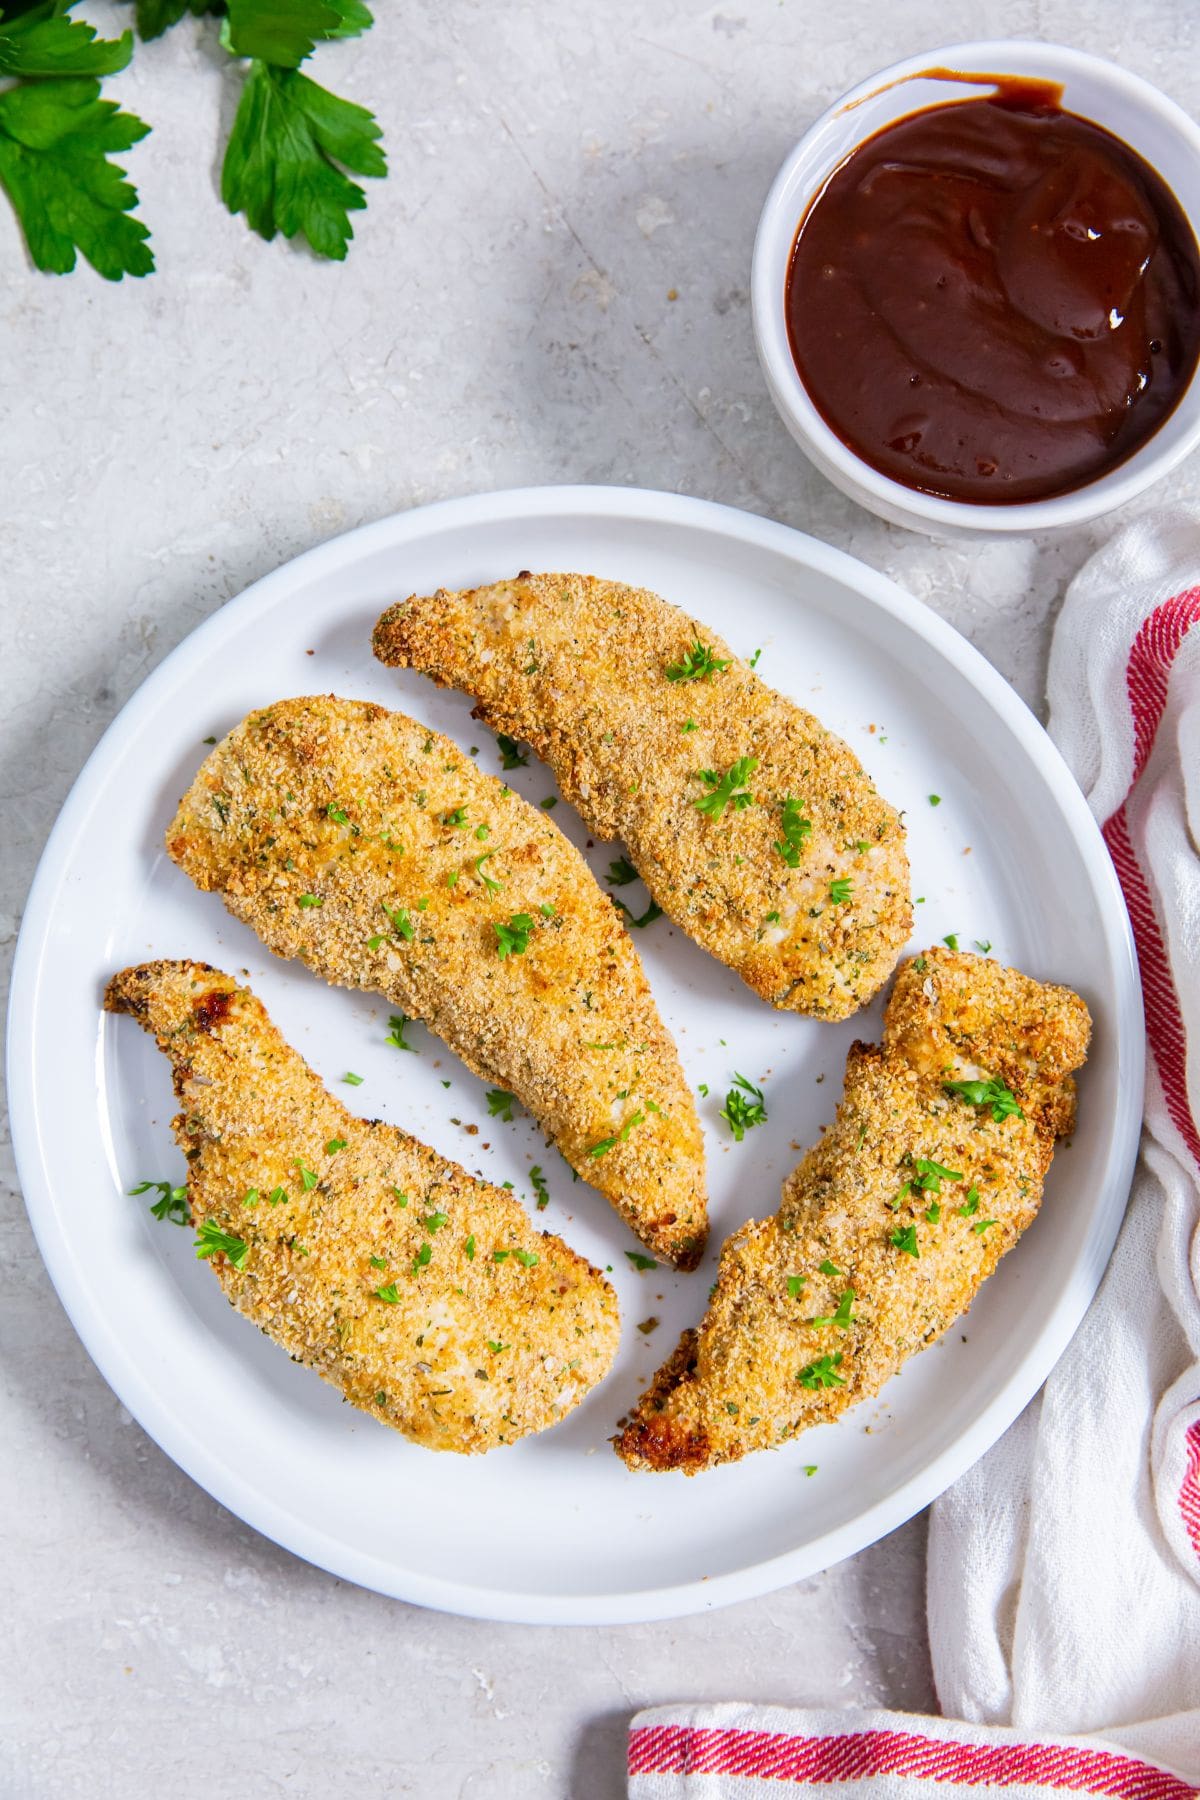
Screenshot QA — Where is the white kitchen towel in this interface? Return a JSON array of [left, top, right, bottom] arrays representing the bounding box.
[[628, 515, 1200, 1798]]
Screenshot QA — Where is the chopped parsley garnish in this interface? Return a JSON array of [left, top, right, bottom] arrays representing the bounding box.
[[445, 871, 459, 888], [386, 1013, 417, 1052], [514, 1248, 539, 1267], [475, 824, 490, 840], [465, 1235, 476, 1259], [411, 1243, 432, 1275], [697, 1082, 709, 1098], [943, 932, 960, 951], [194, 1221, 248, 1270], [828, 877, 853, 904], [325, 1137, 347, 1155], [369, 1255, 387, 1270], [475, 852, 503, 894], [375, 1283, 400, 1303], [243, 1189, 259, 1209], [343, 1071, 364, 1085], [614, 896, 664, 929], [925, 1202, 941, 1223], [786, 1275, 807, 1298], [295, 1160, 318, 1192], [929, 794, 941, 807], [682, 719, 698, 733], [720, 1073, 767, 1142], [442, 806, 469, 827], [607, 856, 637, 887], [487, 1340, 509, 1354], [625, 1250, 657, 1271], [818, 1259, 843, 1278], [973, 1217, 999, 1235], [530, 1166, 550, 1210], [890, 1224, 919, 1258], [495, 733, 528, 769], [775, 796, 812, 867], [765, 910, 780, 924], [748, 648, 762, 668], [944, 1077, 1025, 1122], [129, 1178, 189, 1226], [495, 913, 535, 959], [268, 1186, 288, 1206], [898, 1157, 963, 1199], [956, 1187, 981, 1217], [392, 1188, 408, 1207], [812, 1288, 856, 1330], [665, 640, 729, 683], [386, 905, 414, 941], [694, 755, 757, 820], [485, 1088, 516, 1122], [804, 1465, 818, 1477], [540, 796, 557, 810], [297, 893, 323, 908], [797, 1353, 845, 1390], [539, 903, 555, 918], [423, 1212, 448, 1235], [975, 939, 992, 954], [492, 1250, 510, 1262], [588, 1108, 647, 1157]]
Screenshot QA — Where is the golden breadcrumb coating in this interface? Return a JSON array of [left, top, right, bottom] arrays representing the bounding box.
[[615, 949, 1091, 1473], [106, 960, 619, 1454], [373, 571, 912, 1020], [165, 696, 706, 1268]]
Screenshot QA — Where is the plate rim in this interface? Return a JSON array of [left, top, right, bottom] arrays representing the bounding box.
[[6, 483, 1143, 1624]]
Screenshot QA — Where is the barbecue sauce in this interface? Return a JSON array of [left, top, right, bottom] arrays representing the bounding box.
[[786, 78, 1200, 503]]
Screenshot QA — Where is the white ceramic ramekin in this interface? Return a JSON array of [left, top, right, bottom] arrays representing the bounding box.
[[752, 40, 1200, 536]]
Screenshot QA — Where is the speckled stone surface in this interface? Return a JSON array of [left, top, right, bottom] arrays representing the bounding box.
[[3, 3, 1197, 1794]]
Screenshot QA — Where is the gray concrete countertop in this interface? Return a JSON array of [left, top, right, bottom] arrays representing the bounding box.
[[2, 2, 1194, 1794]]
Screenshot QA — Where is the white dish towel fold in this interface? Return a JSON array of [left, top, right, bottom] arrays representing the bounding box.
[[628, 514, 1200, 1798]]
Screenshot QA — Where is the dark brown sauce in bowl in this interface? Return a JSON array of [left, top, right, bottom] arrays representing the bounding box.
[[785, 81, 1200, 504]]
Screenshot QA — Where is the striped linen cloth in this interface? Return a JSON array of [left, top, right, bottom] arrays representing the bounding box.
[[628, 514, 1200, 1799]]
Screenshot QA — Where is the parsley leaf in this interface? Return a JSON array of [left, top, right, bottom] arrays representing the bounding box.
[[889, 1223, 919, 1258], [625, 1250, 657, 1271], [720, 1072, 766, 1142], [786, 1274, 807, 1298], [129, 1177, 189, 1226], [944, 1076, 1025, 1123], [828, 876, 853, 904], [494, 913, 535, 959], [797, 1353, 844, 1390], [485, 1088, 515, 1122], [694, 755, 757, 820], [375, 1282, 400, 1303], [495, 732, 528, 769], [613, 895, 663, 929], [0, 9, 133, 79], [385, 1013, 417, 1052], [0, 76, 152, 279], [588, 1108, 647, 1157], [812, 1288, 856, 1330], [665, 640, 729, 683], [221, 60, 385, 261], [529, 1165, 550, 1210], [194, 1220, 248, 1270], [223, 0, 373, 68], [474, 852, 502, 894], [606, 856, 638, 887], [775, 795, 812, 867], [133, 0, 221, 43]]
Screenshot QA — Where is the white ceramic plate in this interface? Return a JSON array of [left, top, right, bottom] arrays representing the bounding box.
[[8, 486, 1141, 1624]]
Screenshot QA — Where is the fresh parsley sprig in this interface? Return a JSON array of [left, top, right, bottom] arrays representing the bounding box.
[[0, 0, 387, 279], [694, 756, 757, 820], [944, 1076, 1025, 1123], [720, 1072, 766, 1142]]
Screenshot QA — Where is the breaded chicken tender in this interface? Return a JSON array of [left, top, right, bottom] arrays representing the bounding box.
[[615, 950, 1091, 1473], [106, 961, 619, 1454], [373, 572, 911, 1020], [165, 697, 706, 1268]]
